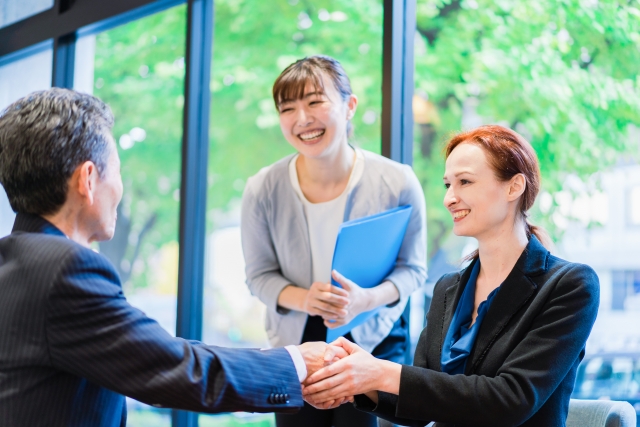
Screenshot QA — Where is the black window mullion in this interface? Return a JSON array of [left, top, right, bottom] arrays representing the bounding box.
[[381, 0, 415, 166], [172, 0, 213, 425], [381, 0, 416, 365], [52, 32, 76, 88]]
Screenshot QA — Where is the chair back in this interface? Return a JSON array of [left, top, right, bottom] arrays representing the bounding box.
[[567, 399, 637, 427]]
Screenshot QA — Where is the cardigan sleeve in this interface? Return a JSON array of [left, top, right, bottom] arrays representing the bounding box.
[[241, 174, 294, 314], [383, 164, 428, 303]]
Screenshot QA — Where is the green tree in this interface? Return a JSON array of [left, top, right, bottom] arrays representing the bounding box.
[[413, 0, 640, 256], [91, 0, 640, 290]]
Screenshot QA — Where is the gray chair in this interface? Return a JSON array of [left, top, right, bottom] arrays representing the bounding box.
[[567, 399, 637, 427]]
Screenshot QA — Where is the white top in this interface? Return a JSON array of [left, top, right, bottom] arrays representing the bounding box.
[[289, 148, 364, 284]]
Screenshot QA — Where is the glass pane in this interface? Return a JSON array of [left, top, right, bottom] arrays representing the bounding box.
[[202, 0, 383, 424], [0, 0, 54, 28], [74, 5, 187, 425], [0, 45, 53, 237], [412, 1, 640, 422]]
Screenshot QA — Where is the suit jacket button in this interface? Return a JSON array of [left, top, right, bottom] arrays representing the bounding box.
[[268, 393, 274, 403], [285, 393, 289, 399]]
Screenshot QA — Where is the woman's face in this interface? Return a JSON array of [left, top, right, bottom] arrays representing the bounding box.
[[443, 143, 523, 240], [277, 73, 357, 159]]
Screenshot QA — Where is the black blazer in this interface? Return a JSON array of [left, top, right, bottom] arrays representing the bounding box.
[[0, 213, 302, 427], [355, 236, 600, 427]]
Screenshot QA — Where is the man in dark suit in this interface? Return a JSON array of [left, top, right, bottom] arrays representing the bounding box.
[[0, 88, 343, 427]]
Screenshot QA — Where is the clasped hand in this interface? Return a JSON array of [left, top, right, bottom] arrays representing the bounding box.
[[304, 270, 371, 328], [301, 337, 384, 410]]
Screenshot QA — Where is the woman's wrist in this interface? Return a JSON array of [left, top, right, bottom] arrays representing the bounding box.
[[277, 285, 309, 313], [377, 359, 402, 395], [366, 281, 400, 311]]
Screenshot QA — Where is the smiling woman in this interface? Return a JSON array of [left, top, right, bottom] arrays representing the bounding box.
[[240, 55, 427, 427], [301, 125, 600, 427]]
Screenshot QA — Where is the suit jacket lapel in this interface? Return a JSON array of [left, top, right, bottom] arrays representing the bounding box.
[[466, 237, 549, 373]]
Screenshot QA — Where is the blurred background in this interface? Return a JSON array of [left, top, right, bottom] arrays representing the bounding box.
[[1, 0, 640, 425]]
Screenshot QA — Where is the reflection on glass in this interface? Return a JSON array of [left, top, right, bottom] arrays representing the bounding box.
[[0, 0, 54, 28], [0, 45, 53, 237], [202, 1, 383, 424], [74, 5, 187, 426]]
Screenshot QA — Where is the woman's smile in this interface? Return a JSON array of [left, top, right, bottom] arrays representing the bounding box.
[[452, 209, 470, 222], [298, 128, 326, 143]]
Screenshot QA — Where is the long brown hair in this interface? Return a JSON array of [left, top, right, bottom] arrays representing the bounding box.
[[272, 55, 354, 137], [444, 125, 552, 259]]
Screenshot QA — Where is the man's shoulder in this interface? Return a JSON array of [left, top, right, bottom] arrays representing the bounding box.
[[0, 231, 115, 277]]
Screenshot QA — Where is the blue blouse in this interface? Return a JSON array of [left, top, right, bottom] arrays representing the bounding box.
[[441, 260, 501, 375]]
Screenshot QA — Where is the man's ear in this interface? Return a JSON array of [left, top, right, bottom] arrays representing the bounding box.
[[75, 161, 99, 206], [346, 94, 358, 120], [507, 173, 527, 202]]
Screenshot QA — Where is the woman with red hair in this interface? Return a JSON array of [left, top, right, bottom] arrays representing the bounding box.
[[303, 125, 600, 427]]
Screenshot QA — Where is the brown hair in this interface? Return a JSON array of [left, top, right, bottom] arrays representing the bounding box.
[[445, 125, 552, 258], [272, 55, 354, 137]]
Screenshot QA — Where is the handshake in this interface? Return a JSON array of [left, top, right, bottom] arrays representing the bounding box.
[[295, 337, 401, 409]]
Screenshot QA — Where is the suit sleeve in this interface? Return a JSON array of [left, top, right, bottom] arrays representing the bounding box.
[[44, 247, 303, 414], [369, 264, 599, 427], [383, 165, 427, 303], [241, 175, 295, 314]]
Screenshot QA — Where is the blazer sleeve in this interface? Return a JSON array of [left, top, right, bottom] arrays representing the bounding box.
[[44, 246, 303, 414], [241, 175, 294, 314], [383, 165, 428, 303], [380, 263, 599, 427]]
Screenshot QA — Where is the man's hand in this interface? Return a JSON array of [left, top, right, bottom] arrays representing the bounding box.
[[325, 271, 373, 328], [296, 341, 348, 380], [296, 341, 352, 410], [303, 282, 349, 319], [302, 337, 401, 406]]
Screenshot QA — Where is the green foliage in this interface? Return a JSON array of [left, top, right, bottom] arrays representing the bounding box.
[[90, 0, 640, 286], [93, 5, 187, 289], [413, 0, 640, 254]]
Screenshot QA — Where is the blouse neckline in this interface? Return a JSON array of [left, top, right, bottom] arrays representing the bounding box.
[[441, 260, 501, 375]]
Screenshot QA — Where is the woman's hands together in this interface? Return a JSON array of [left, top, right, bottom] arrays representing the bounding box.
[[303, 281, 349, 320], [302, 271, 373, 327]]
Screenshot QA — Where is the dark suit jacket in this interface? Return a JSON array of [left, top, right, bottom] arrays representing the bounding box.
[[0, 213, 302, 427], [355, 236, 600, 427]]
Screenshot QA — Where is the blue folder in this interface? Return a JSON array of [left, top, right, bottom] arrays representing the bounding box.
[[326, 205, 413, 342]]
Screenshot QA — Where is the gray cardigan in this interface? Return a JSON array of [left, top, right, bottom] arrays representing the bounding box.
[[240, 149, 427, 351]]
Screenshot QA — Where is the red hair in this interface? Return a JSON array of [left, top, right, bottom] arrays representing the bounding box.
[[445, 125, 552, 254]]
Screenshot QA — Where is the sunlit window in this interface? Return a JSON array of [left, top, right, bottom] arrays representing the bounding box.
[[0, 44, 53, 237], [0, 0, 53, 28]]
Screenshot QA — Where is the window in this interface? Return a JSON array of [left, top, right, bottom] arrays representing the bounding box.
[[0, 0, 53, 28], [202, 0, 383, 424], [412, 1, 640, 420], [630, 186, 640, 226], [74, 5, 187, 425], [0, 43, 53, 237]]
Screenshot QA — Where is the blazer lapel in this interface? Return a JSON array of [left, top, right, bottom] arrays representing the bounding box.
[[466, 237, 549, 373]]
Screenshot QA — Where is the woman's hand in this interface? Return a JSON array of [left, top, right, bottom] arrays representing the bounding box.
[[302, 337, 401, 405], [325, 271, 373, 328], [303, 281, 349, 319]]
